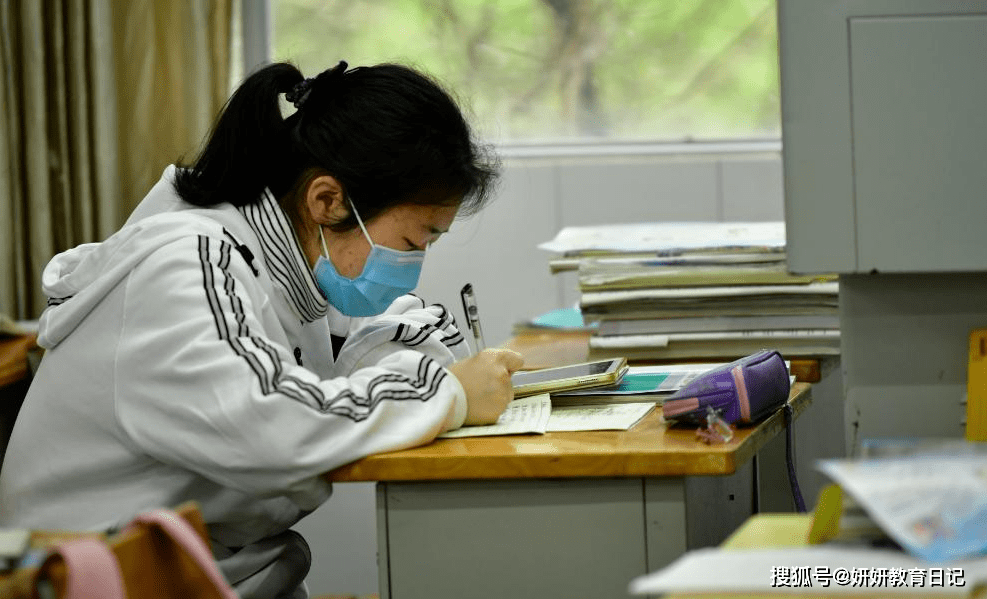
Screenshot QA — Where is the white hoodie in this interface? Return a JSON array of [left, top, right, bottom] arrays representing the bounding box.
[[0, 166, 469, 597]]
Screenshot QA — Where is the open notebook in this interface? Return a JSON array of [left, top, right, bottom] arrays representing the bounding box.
[[438, 393, 656, 438]]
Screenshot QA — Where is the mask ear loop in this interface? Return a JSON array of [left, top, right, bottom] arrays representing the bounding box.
[[317, 197, 372, 258], [348, 198, 375, 248], [318, 226, 330, 257]]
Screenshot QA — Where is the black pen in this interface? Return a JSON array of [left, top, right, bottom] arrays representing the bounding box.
[[459, 283, 486, 352]]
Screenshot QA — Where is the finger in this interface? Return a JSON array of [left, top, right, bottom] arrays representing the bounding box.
[[491, 349, 524, 372]]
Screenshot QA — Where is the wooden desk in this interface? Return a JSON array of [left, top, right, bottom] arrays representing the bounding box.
[[503, 329, 845, 512], [332, 383, 811, 483], [328, 384, 812, 599]]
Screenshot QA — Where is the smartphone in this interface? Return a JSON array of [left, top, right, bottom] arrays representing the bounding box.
[[511, 357, 629, 398]]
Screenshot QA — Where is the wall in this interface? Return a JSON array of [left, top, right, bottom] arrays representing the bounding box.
[[294, 149, 794, 596], [419, 147, 787, 348]]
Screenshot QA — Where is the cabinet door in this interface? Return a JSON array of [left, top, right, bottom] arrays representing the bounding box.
[[851, 14, 987, 272], [780, 0, 987, 274]]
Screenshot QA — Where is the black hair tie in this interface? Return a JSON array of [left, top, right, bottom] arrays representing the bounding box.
[[286, 61, 348, 110], [327, 60, 348, 77], [286, 78, 314, 109]]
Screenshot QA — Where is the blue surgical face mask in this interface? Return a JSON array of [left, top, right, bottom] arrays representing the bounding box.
[[313, 202, 426, 317]]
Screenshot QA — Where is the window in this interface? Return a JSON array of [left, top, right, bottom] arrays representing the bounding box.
[[271, 0, 780, 145]]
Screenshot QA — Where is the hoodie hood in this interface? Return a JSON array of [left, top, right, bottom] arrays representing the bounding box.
[[38, 165, 329, 349], [38, 166, 226, 349], [37, 212, 220, 349]]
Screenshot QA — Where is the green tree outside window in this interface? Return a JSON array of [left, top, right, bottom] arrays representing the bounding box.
[[273, 0, 779, 144]]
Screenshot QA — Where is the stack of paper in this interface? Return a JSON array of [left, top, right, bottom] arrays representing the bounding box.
[[538, 222, 841, 361], [540, 221, 790, 274]]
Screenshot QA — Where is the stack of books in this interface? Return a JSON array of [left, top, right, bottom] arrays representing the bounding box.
[[538, 222, 840, 361]]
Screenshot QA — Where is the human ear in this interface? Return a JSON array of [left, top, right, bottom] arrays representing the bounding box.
[[304, 175, 348, 226]]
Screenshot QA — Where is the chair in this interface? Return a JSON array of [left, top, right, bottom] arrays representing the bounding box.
[[0, 502, 236, 599]]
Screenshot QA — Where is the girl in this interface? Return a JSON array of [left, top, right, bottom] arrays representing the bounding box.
[[0, 61, 522, 598]]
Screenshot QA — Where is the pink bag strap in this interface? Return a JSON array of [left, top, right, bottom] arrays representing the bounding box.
[[47, 537, 126, 599], [127, 509, 239, 599]]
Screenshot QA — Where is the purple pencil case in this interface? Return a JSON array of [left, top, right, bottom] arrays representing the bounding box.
[[662, 350, 790, 426]]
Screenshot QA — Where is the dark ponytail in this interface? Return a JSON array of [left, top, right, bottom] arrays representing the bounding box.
[[174, 61, 500, 225], [174, 63, 304, 206]]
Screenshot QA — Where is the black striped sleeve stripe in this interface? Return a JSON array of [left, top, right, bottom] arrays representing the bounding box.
[[422, 305, 467, 347], [250, 335, 326, 400], [391, 319, 466, 349], [329, 358, 444, 409], [204, 235, 329, 409], [440, 330, 466, 347], [402, 324, 440, 347], [393, 325, 431, 347], [325, 357, 448, 422], [199, 235, 447, 421], [392, 303, 454, 343], [201, 236, 277, 397], [199, 236, 231, 341], [47, 296, 72, 306], [217, 242, 249, 338]]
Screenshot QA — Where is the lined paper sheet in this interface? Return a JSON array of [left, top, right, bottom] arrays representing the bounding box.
[[546, 402, 656, 432], [438, 394, 552, 438], [437, 396, 656, 438]]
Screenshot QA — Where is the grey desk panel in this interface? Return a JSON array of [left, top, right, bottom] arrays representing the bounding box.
[[379, 478, 649, 599], [683, 462, 755, 550], [376, 470, 779, 599], [643, 479, 687, 574]]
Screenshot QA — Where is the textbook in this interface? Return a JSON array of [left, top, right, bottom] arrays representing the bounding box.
[[580, 281, 841, 321], [549, 251, 786, 274], [596, 313, 840, 336], [578, 260, 835, 292], [588, 330, 841, 361]]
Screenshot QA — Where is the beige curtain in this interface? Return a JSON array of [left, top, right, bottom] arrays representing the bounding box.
[[0, 0, 233, 320]]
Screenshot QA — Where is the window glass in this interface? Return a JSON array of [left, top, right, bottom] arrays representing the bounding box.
[[272, 0, 779, 144]]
